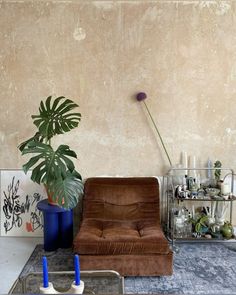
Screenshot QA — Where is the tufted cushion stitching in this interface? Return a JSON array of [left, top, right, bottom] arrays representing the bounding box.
[[75, 218, 169, 255]]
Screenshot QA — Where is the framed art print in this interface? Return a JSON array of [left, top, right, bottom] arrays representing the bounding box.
[[0, 169, 46, 236]]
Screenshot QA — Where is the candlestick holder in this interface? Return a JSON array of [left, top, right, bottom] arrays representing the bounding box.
[[41, 255, 83, 294], [40, 281, 84, 294]]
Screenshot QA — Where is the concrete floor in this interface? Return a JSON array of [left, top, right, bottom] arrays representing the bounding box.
[[0, 237, 43, 294]]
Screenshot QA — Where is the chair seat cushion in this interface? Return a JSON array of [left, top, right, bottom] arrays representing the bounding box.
[[74, 219, 170, 255]]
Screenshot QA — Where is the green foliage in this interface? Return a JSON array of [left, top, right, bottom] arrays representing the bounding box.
[[18, 96, 83, 209], [190, 214, 209, 234], [18, 132, 44, 152], [48, 173, 84, 209], [214, 160, 222, 182], [32, 96, 81, 141]]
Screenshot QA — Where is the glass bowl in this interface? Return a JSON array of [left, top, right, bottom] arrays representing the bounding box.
[[205, 188, 220, 197]]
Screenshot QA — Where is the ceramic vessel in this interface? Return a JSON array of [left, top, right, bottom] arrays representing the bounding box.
[[221, 222, 233, 239]]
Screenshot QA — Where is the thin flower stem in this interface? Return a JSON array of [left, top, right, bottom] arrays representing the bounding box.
[[143, 101, 172, 166]]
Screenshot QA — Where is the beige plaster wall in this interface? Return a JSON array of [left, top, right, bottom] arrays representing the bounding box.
[[1, 1, 236, 223]]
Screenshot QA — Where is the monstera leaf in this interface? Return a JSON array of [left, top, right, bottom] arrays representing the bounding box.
[[48, 173, 84, 209], [21, 141, 77, 186], [31, 96, 81, 140], [18, 132, 44, 152]]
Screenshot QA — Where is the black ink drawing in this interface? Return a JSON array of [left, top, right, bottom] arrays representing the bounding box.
[[1, 173, 44, 236]]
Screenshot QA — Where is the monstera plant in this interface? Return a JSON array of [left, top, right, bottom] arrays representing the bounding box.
[[18, 96, 83, 209]]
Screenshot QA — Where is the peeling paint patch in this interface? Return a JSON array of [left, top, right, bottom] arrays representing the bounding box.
[[93, 1, 115, 10], [215, 1, 231, 15], [226, 128, 236, 135], [0, 132, 5, 143], [73, 16, 86, 41], [198, 1, 231, 15], [199, 1, 217, 9], [184, 131, 204, 141], [142, 6, 160, 22], [181, 1, 203, 5], [73, 26, 86, 41], [230, 65, 236, 81]]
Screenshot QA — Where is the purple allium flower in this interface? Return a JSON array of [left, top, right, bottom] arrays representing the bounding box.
[[136, 92, 147, 101], [135, 91, 172, 166]]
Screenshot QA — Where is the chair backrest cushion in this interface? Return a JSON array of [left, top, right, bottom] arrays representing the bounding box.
[[82, 177, 160, 222]]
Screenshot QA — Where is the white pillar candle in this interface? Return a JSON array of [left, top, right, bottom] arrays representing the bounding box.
[[220, 182, 231, 195], [189, 155, 197, 178], [189, 155, 196, 168], [181, 151, 188, 176], [207, 158, 212, 179]]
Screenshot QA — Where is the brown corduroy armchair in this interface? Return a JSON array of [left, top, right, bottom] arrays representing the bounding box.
[[73, 177, 173, 276]]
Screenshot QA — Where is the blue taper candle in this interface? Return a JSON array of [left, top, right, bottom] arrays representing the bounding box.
[[42, 256, 49, 288], [74, 254, 80, 285]]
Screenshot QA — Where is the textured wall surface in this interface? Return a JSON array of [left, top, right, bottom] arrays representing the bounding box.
[[1, 1, 236, 222]]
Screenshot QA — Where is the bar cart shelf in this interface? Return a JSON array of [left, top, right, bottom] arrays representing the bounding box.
[[162, 167, 236, 245]]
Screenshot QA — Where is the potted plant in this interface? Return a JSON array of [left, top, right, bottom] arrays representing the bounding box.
[[214, 160, 222, 187], [18, 95, 84, 209]]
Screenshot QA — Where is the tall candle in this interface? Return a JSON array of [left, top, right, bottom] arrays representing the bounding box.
[[181, 151, 188, 176], [207, 158, 212, 179], [42, 256, 49, 288], [74, 254, 80, 286], [190, 155, 196, 168], [189, 155, 197, 178]]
